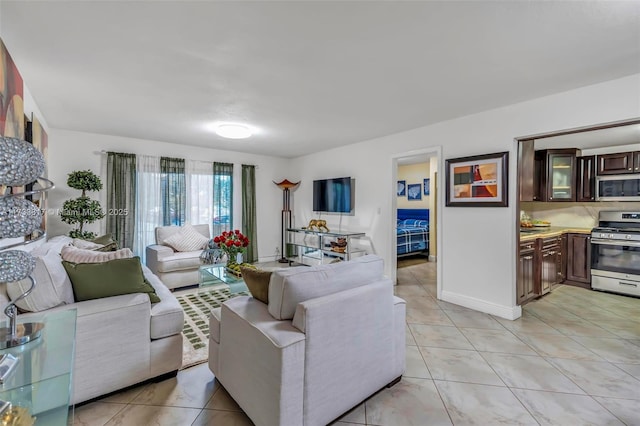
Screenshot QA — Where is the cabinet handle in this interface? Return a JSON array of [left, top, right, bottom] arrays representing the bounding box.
[[523, 256, 533, 260], [629, 168, 633, 171]]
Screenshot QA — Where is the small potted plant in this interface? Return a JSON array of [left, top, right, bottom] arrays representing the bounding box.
[[60, 170, 105, 240]]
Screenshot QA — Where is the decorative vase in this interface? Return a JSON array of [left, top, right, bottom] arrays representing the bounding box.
[[236, 252, 243, 264]]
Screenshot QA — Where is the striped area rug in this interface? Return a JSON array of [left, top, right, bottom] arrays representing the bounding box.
[[176, 287, 249, 369]]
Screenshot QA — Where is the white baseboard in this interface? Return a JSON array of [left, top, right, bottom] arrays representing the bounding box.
[[429, 255, 437, 262], [440, 290, 522, 320]]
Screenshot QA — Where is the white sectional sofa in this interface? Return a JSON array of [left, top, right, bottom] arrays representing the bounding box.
[[208, 255, 406, 426], [1, 237, 184, 405]]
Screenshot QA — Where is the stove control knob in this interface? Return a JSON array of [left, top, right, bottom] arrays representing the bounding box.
[[601, 233, 607, 238], [626, 235, 632, 240]]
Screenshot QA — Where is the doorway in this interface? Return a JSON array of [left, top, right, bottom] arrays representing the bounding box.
[[391, 147, 441, 298]]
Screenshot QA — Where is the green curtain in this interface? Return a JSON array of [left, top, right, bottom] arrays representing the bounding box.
[[160, 157, 186, 226], [242, 164, 258, 263], [213, 162, 233, 237], [106, 152, 136, 249]]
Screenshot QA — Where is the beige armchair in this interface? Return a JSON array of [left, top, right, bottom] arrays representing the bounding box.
[[146, 224, 210, 290]]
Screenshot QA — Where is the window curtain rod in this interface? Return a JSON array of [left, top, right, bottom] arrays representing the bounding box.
[[98, 150, 258, 168]]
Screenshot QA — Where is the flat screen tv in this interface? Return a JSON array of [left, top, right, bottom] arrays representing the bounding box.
[[313, 177, 352, 213]]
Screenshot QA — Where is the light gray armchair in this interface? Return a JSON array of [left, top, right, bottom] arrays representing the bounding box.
[[145, 224, 210, 290], [208, 255, 406, 426]]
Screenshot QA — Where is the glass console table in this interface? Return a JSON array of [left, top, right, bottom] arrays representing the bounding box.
[[0, 309, 76, 425], [199, 264, 249, 294], [285, 228, 367, 266]]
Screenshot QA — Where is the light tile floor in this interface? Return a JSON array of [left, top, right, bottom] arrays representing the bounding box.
[[73, 259, 640, 425]]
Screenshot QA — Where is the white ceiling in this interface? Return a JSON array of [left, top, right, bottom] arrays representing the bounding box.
[[1, 1, 639, 158]]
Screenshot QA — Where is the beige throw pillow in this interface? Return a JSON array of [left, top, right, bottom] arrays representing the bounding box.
[[163, 224, 209, 252], [6, 251, 75, 312], [61, 245, 134, 263]]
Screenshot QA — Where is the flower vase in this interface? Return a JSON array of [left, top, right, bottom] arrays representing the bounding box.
[[236, 252, 243, 265]]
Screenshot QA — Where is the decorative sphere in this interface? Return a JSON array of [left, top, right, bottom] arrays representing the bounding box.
[[0, 197, 43, 238], [0, 137, 45, 186], [0, 250, 36, 282]]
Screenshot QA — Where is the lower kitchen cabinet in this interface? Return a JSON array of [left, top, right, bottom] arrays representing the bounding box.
[[539, 236, 561, 295], [566, 233, 592, 287], [518, 235, 565, 305], [518, 241, 537, 305]]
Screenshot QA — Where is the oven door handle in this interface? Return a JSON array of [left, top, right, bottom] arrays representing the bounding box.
[[591, 239, 640, 247]]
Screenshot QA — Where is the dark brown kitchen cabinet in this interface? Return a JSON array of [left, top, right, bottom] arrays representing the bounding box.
[[597, 152, 636, 175], [517, 241, 537, 305], [566, 233, 591, 287], [539, 236, 560, 295], [519, 140, 535, 201], [559, 234, 567, 283], [576, 155, 596, 202], [535, 149, 580, 202]]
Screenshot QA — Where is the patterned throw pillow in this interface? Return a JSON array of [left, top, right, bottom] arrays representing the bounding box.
[[163, 224, 209, 252], [61, 245, 133, 263]]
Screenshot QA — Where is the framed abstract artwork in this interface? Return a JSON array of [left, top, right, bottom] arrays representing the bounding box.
[[445, 151, 508, 207], [423, 178, 430, 196], [397, 180, 406, 196], [407, 183, 422, 200]]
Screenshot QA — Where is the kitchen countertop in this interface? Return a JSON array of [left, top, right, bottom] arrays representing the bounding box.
[[519, 226, 592, 242]]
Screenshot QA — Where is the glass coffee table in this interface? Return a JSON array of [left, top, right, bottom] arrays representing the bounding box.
[[199, 264, 249, 294]]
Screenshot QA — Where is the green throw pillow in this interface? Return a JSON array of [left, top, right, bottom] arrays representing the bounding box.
[[240, 266, 272, 304], [62, 257, 160, 303]]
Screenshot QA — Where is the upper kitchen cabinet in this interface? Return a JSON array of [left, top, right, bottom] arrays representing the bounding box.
[[534, 149, 580, 202], [597, 151, 640, 175], [518, 140, 535, 201], [576, 155, 596, 202]]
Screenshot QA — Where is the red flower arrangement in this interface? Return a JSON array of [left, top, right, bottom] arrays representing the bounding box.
[[212, 229, 249, 263]]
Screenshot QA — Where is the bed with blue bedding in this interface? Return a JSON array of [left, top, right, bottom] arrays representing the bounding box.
[[397, 208, 429, 257]]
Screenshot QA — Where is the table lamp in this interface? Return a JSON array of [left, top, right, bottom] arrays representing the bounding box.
[[0, 136, 53, 348]]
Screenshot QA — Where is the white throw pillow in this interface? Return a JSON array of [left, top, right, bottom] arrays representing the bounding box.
[[163, 224, 209, 252], [72, 238, 104, 250], [31, 235, 73, 256], [61, 245, 133, 263], [6, 251, 75, 312]]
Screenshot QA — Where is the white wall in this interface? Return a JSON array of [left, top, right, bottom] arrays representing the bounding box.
[[291, 73, 640, 320], [47, 129, 289, 262]]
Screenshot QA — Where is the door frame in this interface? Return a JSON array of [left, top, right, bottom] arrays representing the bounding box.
[[391, 146, 443, 299]]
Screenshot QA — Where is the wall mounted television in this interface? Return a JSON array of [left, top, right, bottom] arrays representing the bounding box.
[[313, 177, 353, 213]]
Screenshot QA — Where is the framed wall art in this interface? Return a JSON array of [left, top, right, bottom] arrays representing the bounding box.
[[407, 183, 422, 200], [445, 151, 508, 207], [397, 180, 406, 196], [423, 178, 430, 196]]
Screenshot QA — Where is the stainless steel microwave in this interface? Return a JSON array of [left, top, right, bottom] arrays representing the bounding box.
[[596, 175, 640, 201]]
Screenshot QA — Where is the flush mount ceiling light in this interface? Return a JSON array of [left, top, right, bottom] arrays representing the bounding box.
[[215, 124, 252, 139]]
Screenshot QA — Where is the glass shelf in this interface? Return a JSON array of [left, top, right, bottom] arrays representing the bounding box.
[[0, 309, 76, 425]]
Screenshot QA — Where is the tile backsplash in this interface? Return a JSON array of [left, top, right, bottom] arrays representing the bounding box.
[[521, 202, 640, 228]]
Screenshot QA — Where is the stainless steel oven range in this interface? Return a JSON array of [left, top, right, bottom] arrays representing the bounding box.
[[591, 211, 640, 297]]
